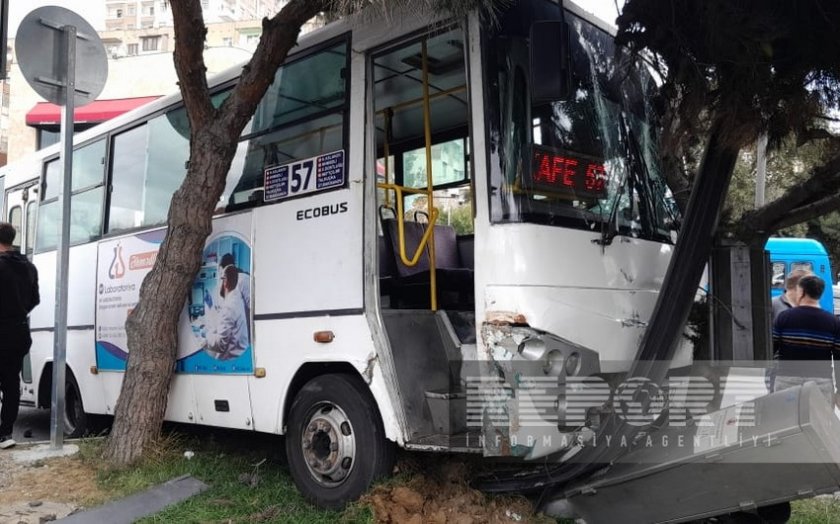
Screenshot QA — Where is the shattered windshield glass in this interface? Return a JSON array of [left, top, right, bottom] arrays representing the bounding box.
[[484, 0, 678, 242]]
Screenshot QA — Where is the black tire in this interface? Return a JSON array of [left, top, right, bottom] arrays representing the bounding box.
[[756, 502, 791, 524], [285, 373, 394, 509], [63, 372, 89, 438]]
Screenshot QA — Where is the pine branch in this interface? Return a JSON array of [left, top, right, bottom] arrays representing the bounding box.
[[738, 152, 840, 236], [769, 192, 840, 232]]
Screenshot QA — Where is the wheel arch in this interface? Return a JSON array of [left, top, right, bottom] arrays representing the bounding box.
[[281, 362, 382, 435], [36, 361, 53, 409], [36, 361, 81, 410]]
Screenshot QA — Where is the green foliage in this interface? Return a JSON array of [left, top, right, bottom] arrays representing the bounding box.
[[726, 139, 833, 220], [617, 0, 840, 148], [790, 497, 840, 523], [725, 139, 840, 277], [448, 203, 474, 235], [63, 434, 840, 523]]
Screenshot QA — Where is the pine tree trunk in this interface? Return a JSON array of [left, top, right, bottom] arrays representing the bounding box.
[[629, 117, 741, 383], [102, 129, 235, 464], [101, 0, 329, 466]]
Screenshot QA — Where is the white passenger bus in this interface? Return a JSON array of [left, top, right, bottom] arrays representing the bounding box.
[[4, 0, 689, 509]]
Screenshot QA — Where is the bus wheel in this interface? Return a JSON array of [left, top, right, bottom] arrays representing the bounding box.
[[64, 372, 89, 438], [285, 373, 394, 509]]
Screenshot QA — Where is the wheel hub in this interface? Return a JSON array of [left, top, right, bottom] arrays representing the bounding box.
[[301, 402, 355, 487]]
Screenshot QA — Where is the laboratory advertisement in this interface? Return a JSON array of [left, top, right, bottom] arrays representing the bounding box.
[[95, 214, 254, 374]]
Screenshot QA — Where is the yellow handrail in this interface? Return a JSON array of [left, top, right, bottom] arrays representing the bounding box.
[[383, 108, 392, 207], [420, 39, 437, 311], [374, 37, 439, 310], [375, 85, 467, 117], [377, 183, 439, 267]]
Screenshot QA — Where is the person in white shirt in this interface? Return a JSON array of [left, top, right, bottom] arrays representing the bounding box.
[[205, 264, 249, 360]]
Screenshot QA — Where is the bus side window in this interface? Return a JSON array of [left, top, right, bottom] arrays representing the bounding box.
[[771, 261, 786, 290], [36, 139, 107, 252], [108, 108, 189, 234], [25, 201, 36, 256], [222, 39, 349, 208]]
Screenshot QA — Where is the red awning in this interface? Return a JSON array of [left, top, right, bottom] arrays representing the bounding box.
[[25, 96, 161, 126]]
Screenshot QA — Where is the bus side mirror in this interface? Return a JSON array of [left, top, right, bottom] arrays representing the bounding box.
[[529, 20, 571, 103]]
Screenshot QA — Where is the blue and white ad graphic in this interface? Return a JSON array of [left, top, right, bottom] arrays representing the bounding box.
[[264, 149, 345, 202], [95, 229, 165, 371], [94, 214, 254, 374], [177, 214, 254, 374]]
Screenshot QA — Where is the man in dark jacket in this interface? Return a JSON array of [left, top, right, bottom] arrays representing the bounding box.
[[0, 222, 39, 448]]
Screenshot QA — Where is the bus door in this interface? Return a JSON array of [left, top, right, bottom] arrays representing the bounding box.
[[5, 181, 38, 257], [370, 27, 478, 443], [5, 181, 38, 384]]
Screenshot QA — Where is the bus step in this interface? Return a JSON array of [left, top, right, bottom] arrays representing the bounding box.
[[425, 388, 467, 435], [405, 431, 484, 454]]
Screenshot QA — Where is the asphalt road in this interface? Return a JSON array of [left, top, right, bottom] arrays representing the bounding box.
[[11, 406, 51, 443]]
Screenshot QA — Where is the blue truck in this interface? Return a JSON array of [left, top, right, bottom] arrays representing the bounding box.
[[766, 237, 834, 313]]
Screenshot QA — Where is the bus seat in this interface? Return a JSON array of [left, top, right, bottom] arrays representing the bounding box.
[[380, 217, 473, 309], [432, 224, 460, 270], [456, 234, 474, 270]]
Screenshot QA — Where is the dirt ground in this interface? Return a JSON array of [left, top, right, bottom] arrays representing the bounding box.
[[363, 460, 551, 524], [0, 445, 548, 524], [0, 451, 108, 523]]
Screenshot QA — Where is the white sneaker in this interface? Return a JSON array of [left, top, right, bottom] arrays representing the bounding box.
[[0, 436, 16, 449]]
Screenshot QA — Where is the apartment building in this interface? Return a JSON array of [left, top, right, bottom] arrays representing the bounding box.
[[104, 0, 282, 31], [2, 1, 322, 164]]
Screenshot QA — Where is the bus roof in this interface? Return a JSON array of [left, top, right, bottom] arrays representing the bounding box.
[[0, 0, 611, 189], [765, 237, 828, 256]]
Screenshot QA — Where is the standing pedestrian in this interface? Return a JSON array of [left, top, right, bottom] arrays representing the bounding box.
[[772, 274, 840, 403], [0, 222, 40, 448], [772, 269, 810, 322]]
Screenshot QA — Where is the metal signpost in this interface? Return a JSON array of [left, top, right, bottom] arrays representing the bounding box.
[[16, 7, 107, 449]]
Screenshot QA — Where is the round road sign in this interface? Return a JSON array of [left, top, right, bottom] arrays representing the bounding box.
[[15, 6, 107, 106]]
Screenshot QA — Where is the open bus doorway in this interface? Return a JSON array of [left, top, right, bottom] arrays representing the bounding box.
[[373, 26, 475, 312], [370, 27, 480, 449]]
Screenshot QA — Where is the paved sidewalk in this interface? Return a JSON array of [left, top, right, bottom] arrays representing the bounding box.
[[0, 444, 83, 523]]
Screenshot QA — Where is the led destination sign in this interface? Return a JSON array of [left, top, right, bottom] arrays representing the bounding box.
[[528, 145, 608, 199]]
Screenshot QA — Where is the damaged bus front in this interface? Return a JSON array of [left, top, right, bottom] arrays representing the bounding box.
[[475, 0, 686, 461]]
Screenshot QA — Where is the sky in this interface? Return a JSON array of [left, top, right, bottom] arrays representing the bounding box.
[[7, 0, 624, 36], [581, 0, 624, 25]]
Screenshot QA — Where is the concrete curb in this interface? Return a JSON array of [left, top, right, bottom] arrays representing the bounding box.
[[57, 475, 208, 523]]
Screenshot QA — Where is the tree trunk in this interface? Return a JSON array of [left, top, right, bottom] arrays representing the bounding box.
[[103, 0, 328, 465], [102, 129, 235, 464], [630, 116, 741, 383]]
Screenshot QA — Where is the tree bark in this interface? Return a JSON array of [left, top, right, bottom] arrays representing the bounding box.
[[630, 116, 741, 383], [103, 0, 329, 465]]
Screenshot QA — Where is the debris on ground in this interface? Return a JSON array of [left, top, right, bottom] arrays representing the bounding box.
[[362, 458, 551, 524], [0, 453, 109, 523], [0, 501, 74, 523]]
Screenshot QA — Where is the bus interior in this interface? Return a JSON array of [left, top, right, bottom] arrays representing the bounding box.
[[372, 27, 479, 447]]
